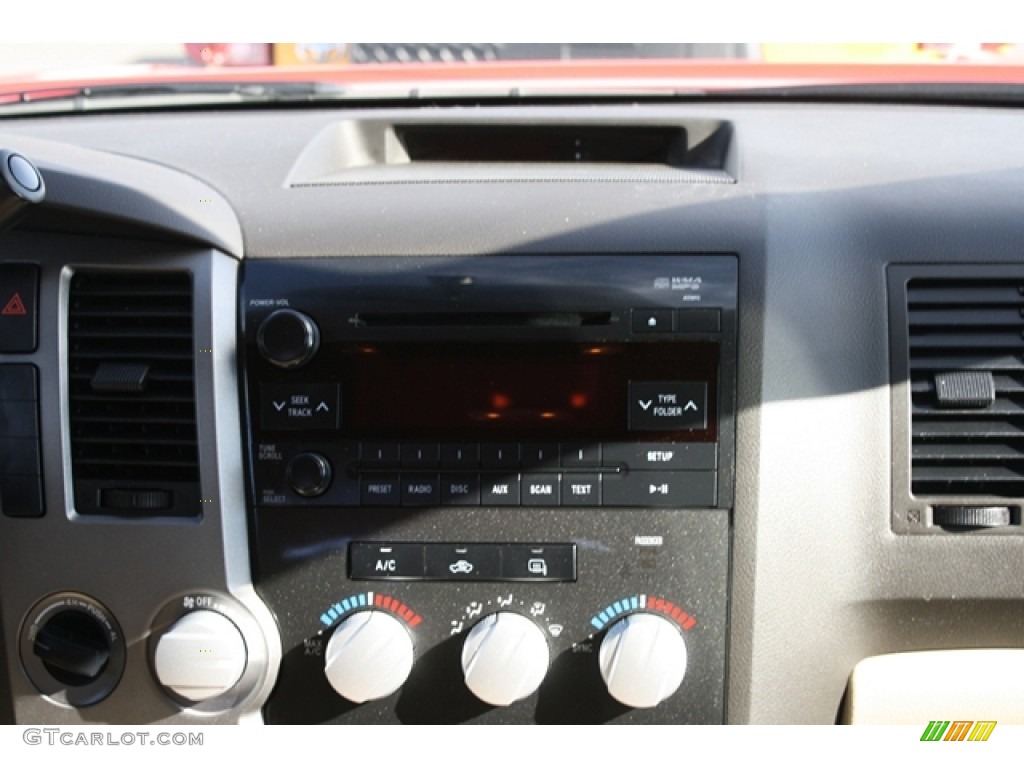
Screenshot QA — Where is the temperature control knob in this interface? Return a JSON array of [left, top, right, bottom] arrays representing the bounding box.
[[461, 612, 549, 707], [599, 613, 687, 709], [324, 611, 414, 703], [154, 610, 247, 702], [257, 309, 320, 369]]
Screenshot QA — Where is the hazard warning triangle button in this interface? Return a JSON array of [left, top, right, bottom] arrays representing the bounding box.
[[2, 292, 26, 316], [0, 264, 38, 352]]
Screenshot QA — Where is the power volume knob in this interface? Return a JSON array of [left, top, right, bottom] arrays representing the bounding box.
[[257, 309, 320, 369], [324, 611, 414, 703], [599, 613, 687, 709], [154, 610, 247, 702], [461, 612, 549, 707]]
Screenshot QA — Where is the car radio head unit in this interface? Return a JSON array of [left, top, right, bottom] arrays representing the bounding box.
[[240, 254, 736, 724], [243, 255, 734, 510]]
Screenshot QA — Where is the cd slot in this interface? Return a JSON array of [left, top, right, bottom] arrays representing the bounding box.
[[356, 311, 613, 328]]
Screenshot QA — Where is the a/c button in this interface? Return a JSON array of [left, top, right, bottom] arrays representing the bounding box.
[[349, 543, 425, 580]]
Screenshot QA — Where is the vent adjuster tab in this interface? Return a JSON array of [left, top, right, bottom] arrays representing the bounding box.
[[934, 370, 995, 409]]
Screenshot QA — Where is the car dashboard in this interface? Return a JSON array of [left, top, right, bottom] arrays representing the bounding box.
[[0, 97, 1023, 725]]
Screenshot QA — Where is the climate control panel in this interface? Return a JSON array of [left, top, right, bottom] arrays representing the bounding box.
[[254, 508, 728, 724]]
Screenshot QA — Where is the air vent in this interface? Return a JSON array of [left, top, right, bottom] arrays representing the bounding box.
[[907, 277, 1024, 498], [68, 270, 200, 517]]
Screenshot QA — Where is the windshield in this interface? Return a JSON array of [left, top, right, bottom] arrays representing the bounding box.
[[3, 43, 1024, 79], [1, 41, 1023, 111]]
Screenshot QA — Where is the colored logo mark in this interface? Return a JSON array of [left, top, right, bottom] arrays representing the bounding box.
[[920, 720, 996, 742]]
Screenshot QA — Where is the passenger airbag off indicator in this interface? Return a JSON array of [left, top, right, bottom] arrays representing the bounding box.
[[629, 381, 707, 431]]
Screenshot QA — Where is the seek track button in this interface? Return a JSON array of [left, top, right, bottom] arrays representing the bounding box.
[[262, 383, 340, 430]]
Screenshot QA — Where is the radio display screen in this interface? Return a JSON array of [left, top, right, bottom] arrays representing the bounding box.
[[339, 342, 718, 441]]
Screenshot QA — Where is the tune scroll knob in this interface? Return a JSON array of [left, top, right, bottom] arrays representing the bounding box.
[[287, 452, 332, 497], [153, 610, 248, 702], [324, 611, 414, 703], [461, 612, 549, 707], [257, 308, 320, 369], [599, 612, 687, 709]]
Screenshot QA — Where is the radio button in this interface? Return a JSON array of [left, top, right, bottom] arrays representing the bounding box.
[[603, 443, 717, 471], [361, 474, 400, 506], [440, 443, 480, 468], [501, 545, 576, 581], [349, 543, 425, 580], [401, 443, 439, 468], [401, 473, 440, 506], [425, 544, 500, 580], [362, 443, 401, 467], [441, 474, 480, 506], [628, 381, 707, 431], [481, 476, 521, 506], [631, 308, 674, 334], [481, 444, 520, 469], [602, 471, 716, 508], [562, 474, 600, 506], [522, 444, 559, 469], [522, 474, 560, 506], [560, 443, 601, 467]]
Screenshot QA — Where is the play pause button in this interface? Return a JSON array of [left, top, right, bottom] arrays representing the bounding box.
[[603, 471, 716, 508]]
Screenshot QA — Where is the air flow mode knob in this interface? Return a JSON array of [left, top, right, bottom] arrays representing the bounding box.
[[257, 309, 320, 369], [461, 612, 549, 706], [599, 612, 687, 709]]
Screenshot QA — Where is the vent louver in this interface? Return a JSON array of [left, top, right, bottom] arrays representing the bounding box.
[[68, 270, 200, 517], [908, 277, 1024, 497]]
